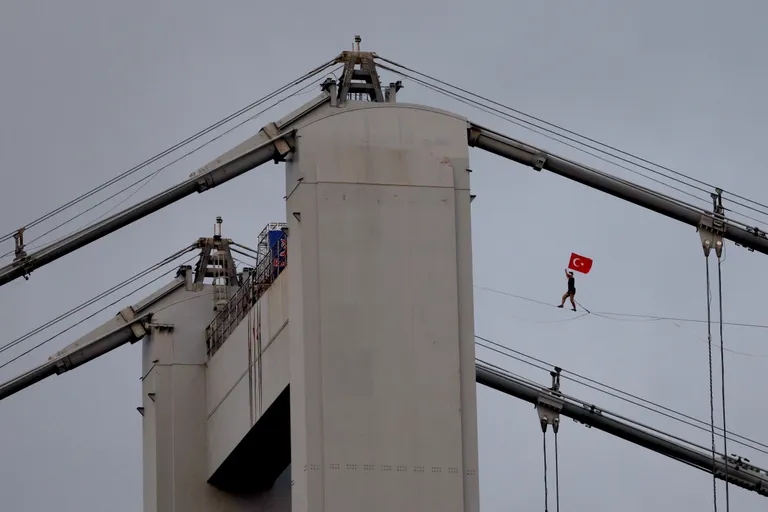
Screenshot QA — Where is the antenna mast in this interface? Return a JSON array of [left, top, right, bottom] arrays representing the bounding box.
[[212, 216, 229, 311]]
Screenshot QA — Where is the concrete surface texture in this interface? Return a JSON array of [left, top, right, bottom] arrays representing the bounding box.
[[286, 101, 480, 511]]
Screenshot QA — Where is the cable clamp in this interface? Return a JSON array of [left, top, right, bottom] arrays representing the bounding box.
[[697, 213, 724, 258], [467, 125, 481, 147], [261, 123, 294, 160], [549, 366, 562, 393], [11, 228, 31, 280], [536, 390, 564, 434], [321, 78, 338, 107], [532, 153, 547, 171], [13, 228, 27, 261]]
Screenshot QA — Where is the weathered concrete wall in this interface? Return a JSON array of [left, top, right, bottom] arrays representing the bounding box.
[[286, 101, 480, 512], [206, 272, 290, 477], [141, 281, 290, 511]]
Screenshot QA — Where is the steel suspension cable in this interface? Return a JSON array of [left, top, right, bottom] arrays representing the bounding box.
[[376, 55, 768, 219], [0, 56, 340, 244], [554, 431, 561, 512], [1, 67, 342, 260], [377, 62, 768, 232], [389, 65, 715, 211], [705, 257, 718, 512], [717, 256, 730, 512], [543, 432, 550, 512], [0, 245, 195, 357], [0, 253, 198, 371], [474, 333, 768, 455]]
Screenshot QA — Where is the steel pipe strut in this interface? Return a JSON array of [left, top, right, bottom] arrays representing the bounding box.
[[476, 364, 768, 498], [0, 314, 151, 401], [468, 124, 768, 256], [0, 131, 293, 287]]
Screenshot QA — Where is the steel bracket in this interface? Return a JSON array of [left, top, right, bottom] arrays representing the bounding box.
[[13, 228, 27, 261], [698, 214, 725, 258], [261, 122, 293, 158], [118, 306, 148, 340], [321, 78, 338, 107], [467, 126, 481, 147], [536, 390, 564, 433], [532, 153, 547, 171]]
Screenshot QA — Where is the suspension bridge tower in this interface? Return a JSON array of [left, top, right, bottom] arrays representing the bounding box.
[[5, 33, 768, 512], [282, 40, 480, 511], [0, 38, 483, 512]]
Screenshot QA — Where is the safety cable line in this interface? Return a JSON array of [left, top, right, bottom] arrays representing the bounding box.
[[478, 357, 768, 494], [705, 257, 718, 512], [0, 56, 340, 245], [376, 56, 768, 219], [0, 245, 194, 355], [380, 63, 768, 233], [474, 335, 768, 456], [476, 344, 764, 462], [0, 247, 195, 361], [0, 258, 191, 371], [478, 356, 763, 477], [473, 121, 768, 236], [400, 68, 715, 211], [718, 256, 731, 512], [380, 64, 768, 234], [554, 431, 560, 512], [543, 432, 549, 512], [379, 63, 768, 232], [470, 119, 727, 221], [0, 68, 342, 260], [479, 339, 768, 462], [0, 253, 198, 370]]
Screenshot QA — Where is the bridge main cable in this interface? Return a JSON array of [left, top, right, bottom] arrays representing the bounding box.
[[476, 363, 768, 498], [467, 123, 768, 256], [0, 129, 295, 287]]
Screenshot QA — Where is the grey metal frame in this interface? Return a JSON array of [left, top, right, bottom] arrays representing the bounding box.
[[205, 230, 287, 358]]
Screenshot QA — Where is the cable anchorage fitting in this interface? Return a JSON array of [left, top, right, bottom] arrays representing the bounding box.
[[698, 188, 726, 258], [13, 228, 27, 261], [698, 214, 724, 258], [537, 367, 564, 434], [12, 228, 31, 280]]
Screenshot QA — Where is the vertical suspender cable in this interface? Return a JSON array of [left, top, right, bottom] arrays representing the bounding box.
[[554, 431, 560, 512], [717, 256, 730, 511], [705, 257, 718, 512], [543, 432, 549, 512]]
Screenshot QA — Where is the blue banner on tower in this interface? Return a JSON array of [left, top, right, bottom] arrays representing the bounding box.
[[268, 230, 287, 278]]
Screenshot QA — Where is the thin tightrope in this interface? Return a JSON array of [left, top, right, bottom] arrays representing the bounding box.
[[705, 256, 718, 512], [475, 283, 768, 331], [718, 256, 730, 511]]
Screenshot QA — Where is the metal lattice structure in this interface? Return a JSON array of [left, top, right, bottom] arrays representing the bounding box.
[[205, 228, 287, 357]]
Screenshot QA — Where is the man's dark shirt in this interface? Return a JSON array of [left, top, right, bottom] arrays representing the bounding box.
[[568, 276, 575, 291]]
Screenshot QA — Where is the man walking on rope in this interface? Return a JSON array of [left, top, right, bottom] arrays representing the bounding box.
[[558, 269, 577, 311]]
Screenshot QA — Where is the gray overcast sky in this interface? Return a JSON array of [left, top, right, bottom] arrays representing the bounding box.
[[1, 0, 767, 510]]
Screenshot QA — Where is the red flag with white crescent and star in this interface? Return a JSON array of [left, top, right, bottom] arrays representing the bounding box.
[[568, 253, 593, 274]]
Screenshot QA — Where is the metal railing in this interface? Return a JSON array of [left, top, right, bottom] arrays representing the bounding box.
[[206, 231, 287, 357]]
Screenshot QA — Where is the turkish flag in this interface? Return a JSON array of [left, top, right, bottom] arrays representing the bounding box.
[[568, 253, 593, 274]]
